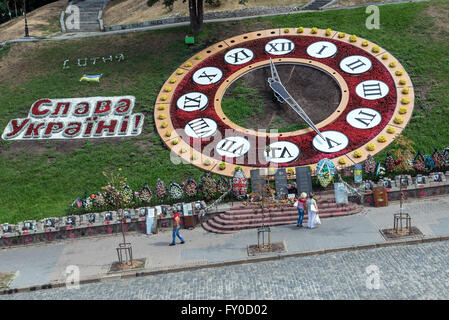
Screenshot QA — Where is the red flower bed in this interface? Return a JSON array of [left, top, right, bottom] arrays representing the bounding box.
[[170, 35, 397, 167]]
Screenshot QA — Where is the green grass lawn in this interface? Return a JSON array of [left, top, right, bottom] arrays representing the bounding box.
[[0, 0, 448, 223]]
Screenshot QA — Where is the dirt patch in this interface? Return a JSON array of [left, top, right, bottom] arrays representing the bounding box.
[[103, 0, 308, 26], [0, 1, 66, 42], [248, 241, 286, 256], [223, 63, 341, 130], [422, 3, 449, 37], [380, 226, 423, 240], [109, 258, 146, 272]]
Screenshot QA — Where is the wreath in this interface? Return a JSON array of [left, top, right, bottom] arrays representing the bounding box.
[[183, 178, 198, 197], [168, 182, 184, 200], [139, 183, 153, 203]]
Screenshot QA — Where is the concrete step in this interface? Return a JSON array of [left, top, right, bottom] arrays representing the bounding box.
[[223, 202, 358, 215], [220, 207, 360, 222], [204, 207, 363, 232]]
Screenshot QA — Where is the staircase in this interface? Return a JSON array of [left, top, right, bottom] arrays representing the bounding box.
[[303, 0, 334, 10], [202, 190, 365, 234], [69, 0, 108, 32]]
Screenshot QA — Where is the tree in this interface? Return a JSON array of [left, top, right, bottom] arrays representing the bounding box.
[[102, 168, 133, 265], [186, 0, 203, 34]]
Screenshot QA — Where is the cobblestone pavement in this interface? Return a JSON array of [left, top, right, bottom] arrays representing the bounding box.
[[2, 241, 448, 300]]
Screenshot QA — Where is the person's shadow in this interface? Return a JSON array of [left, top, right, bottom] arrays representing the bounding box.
[[152, 241, 171, 247]]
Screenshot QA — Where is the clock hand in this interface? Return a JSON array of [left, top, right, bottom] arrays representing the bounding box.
[[267, 59, 326, 141]]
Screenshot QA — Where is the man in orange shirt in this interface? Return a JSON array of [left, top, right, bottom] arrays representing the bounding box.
[[169, 211, 185, 246]]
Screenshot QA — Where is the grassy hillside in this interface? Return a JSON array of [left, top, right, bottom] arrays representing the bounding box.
[[0, 0, 65, 42], [0, 0, 448, 223]]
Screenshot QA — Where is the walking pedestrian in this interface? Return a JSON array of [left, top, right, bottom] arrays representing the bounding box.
[[295, 192, 307, 228], [306, 192, 319, 229], [169, 211, 185, 246]]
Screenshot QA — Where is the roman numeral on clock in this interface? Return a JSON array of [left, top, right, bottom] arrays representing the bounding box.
[[316, 45, 328, 55], [265, 39, 295, 55], [307, 41, 337, 59], [224, 48, 254, 65], [324, 137, 342, 150], [192, 67, 223, 85], [346, 59, 366, 71], [264, 141, 300, 163], [184, 95, 202, 109], [346, 108, 382, 129], [340, 55, 372, 75], [362, 83, 382, 97], [312, 131, 349, 153], [353, 110, 377, 127], [184, 118, 217, 138], [198, 71, 218, 82], [356, 80, 389, 100], [176, 92, 208, 111], [216, 136, 250, 158]]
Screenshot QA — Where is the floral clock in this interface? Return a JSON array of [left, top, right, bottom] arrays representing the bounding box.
[[154, 28, 414, 177]]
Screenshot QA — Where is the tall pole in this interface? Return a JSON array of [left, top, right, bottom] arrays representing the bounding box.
[[23, 0, 29, 37]]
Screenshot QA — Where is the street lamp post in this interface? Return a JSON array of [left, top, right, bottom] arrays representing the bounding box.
[[23, 0, 29, 37]]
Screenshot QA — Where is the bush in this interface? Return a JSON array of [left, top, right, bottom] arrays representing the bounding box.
[[206, 0, 221, 7], [163, 0, 175, 11], [147, 0, 159, 7]]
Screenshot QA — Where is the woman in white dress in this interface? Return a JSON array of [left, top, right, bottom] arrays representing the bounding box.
[[306, 193, 319, 229]]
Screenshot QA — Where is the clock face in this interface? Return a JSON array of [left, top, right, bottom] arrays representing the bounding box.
[[155, 28, 414, 177]]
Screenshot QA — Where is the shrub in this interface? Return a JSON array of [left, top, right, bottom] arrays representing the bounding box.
[[387, 126, 396, 134], [205, 0, 221, 7], [163, 0, 175, 11], [147, 0, 159, 7], [353, 150, 362, 158], [366, 143, 376, 151]]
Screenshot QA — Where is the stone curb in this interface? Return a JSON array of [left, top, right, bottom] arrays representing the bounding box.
[[2, 234, 448, 296]]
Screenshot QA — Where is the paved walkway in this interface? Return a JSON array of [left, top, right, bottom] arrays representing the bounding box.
[[3, 240, 448, 299], [1, 196, 449, 292]]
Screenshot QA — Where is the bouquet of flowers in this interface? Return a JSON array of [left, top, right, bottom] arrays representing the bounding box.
[[364, 155, 376, 175], [139, 183, 153, 203], [317, 172, 333, 188], [413, 152, 425, 172], [156, 179, 168, 200], [200, 172, 217, 201], [217, 176, 231, 194], [432, 148, 445, 169], [120, 184, 134, 205], [183, 178, 198, 197], [94, 192, 106, 207], [385, 153, 396, 172], [84, 196, 93, 210], [169, 182, 184, 200]]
